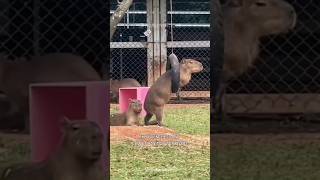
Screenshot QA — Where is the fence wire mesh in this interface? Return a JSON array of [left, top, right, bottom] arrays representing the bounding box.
[[111, 0, 210, 98], [224, 0, 320, 114], [111, 0, 148, 85], [0, 0, 107, 76]]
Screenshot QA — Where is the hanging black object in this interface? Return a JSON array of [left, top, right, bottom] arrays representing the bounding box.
[[169, 53, 180, 93]]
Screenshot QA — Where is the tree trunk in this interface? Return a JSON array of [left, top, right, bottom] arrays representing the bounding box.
[[110, 0, 133, 39]]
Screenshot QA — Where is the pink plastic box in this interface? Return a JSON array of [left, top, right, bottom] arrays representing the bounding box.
[[119, 87, 149, 116], [29, 81, 108, 174]]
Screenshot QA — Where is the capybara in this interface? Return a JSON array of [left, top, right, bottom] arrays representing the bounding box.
[[223, 0, 297, 79], [110, 78, 141, 102], [2, 117, 104, 180], [110, 99, 143, 126], [215, 0, 297, 118], [144, 58, 203, 126]]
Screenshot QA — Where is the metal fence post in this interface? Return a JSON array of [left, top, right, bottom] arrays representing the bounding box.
[[33, 0, 40, 56], [147, 0, 164, 86], [160, 0, 167, 76], [147, 0, 155, 86]]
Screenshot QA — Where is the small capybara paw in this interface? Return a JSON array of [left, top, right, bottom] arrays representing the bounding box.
[[157, 122, 166, 127]]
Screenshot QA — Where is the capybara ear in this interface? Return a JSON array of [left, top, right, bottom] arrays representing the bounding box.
[[227, 0, 243, 7], [61, 116, 72, 129]]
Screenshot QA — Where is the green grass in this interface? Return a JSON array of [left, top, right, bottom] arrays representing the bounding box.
[[111, 105, 210, 179], [165, 107, 210, 135], [110, 105, 210, 135], [214, 142, 320, 180], [111, 142, 210, 180], [0, 136, 30, 171]]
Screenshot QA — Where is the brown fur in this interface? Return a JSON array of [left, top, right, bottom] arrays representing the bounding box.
[[215, 0, 297, 119], [3, 117, 104, 180], [110, 78, 141, 102], [0, 53, 101, 131], [110, 99, 143, 126], [144, 59, 203, 126], [223, 0, 297, 79]]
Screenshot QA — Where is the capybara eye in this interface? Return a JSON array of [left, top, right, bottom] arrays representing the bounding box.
[[72, 127, 79, 131], [255, 2, 266, 7]]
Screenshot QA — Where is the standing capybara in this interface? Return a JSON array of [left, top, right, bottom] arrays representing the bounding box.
[[2, 117, 104, 180], [215, 0, 297, 117], [222, 0, 297, 79], [110, 78, 141, 102], [0, 53, 101, 132], [144, 57, 203, 126], [110, 99, 143, 126]]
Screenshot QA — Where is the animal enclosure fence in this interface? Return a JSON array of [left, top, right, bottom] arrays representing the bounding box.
[[223, 0, 320, 116], [0, 0, 108, 76], [110, 0, 210, 98]]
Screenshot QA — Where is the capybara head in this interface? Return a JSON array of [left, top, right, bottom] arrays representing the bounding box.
[[181, 59, 203, 73], [110, 79, 120, 100], [128, 99, 142, 114], [224, 0, 297, 36], [61, 117, 103, 161]]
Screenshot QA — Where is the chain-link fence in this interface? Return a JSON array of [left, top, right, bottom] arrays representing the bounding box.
[[0, 0, 108, 76], [110, 0, 210, 98], [224, 0, 320, 115]]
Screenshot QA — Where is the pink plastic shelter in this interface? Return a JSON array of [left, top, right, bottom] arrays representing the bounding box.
[[119, 87, 149, 116], [29, 81, 109, 174]]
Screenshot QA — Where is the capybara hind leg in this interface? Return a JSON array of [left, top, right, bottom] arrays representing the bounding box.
[[155, 108, 164, 126], [144, 113, 153, 125]]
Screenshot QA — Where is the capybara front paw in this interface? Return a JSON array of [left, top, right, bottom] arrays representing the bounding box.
[[157, 122, 165, 127]]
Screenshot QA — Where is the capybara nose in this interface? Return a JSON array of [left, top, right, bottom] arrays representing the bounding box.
[[200, 64, 204, 70]]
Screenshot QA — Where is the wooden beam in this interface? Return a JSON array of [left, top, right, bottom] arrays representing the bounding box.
[[152, 0, 162, 81], [160, 0, 167, 76], [225, 94, 320, 114], [146, 0, 154, 86]]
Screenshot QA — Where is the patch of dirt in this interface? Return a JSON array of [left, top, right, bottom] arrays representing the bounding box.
[[212, 114, 320, 134], [168, 98, 210, 104], [166, 104, 209, 109], [212, 133, 320, 148], [111, 103, 209, 110], [212, 115, 320, 148], [0, 133, 30, 143], [110, 126, 209, 148]]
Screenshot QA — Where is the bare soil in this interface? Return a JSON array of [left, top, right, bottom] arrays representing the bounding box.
[[110, 126, 209, 148], [212, 133, 320, 147]]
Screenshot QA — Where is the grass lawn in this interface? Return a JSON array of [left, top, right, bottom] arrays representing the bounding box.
[[110, 104, 210, 179], [111, 143, 209, 179], [0, 135, 30, 170], [213, 134, 320, 180]]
